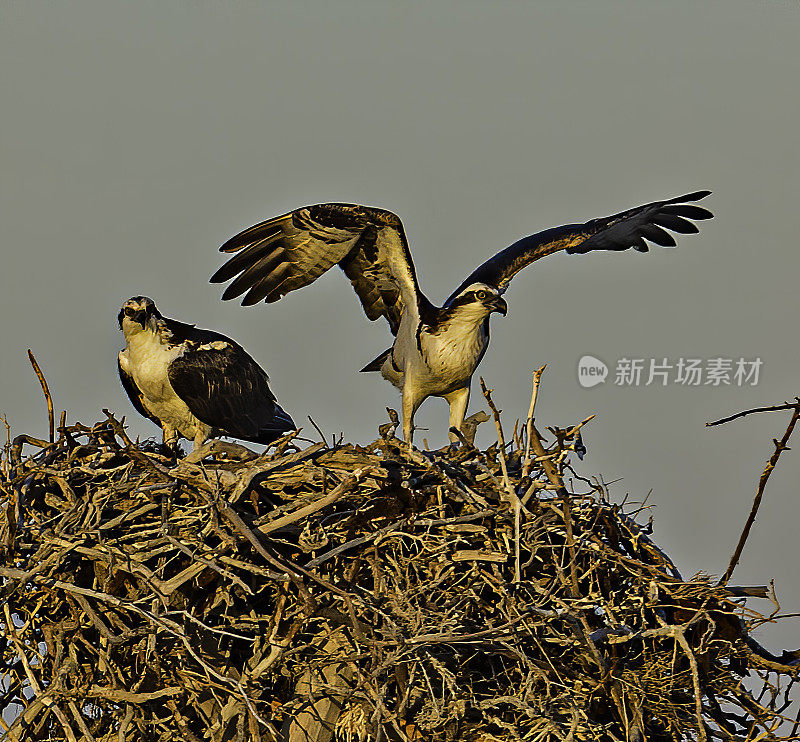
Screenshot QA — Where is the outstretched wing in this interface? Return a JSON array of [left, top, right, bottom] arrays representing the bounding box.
[[210, 203, 427, 335], [445, 191, 712, 305], [168, 336, 295, 445]]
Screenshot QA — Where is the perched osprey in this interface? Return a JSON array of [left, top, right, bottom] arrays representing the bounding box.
[[210, 192, 712, 443], [117, 296, 295, 450]]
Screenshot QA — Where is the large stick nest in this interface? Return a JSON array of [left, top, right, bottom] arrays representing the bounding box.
[[1, 402, 798, 741]]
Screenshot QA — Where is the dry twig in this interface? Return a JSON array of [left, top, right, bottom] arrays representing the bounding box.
[[27, 350, 54, 443], [710, 399, 800, 586], [0, 380, 797, 741]]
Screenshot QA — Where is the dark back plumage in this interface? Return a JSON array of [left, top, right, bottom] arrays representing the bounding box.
[[163, 320, 294, 444]]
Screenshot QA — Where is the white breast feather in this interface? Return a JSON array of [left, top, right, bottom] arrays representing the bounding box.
[[123, 332, 208, 440], [417, 319, 488, 394]]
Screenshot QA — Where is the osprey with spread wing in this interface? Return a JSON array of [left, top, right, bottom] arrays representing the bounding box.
[[211, 192, 712, 443]]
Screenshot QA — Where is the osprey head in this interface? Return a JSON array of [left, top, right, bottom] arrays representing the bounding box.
[[118, 296, 162, 333], [448, 283, 508, 318]]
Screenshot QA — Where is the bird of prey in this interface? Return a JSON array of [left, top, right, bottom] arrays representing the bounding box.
[[117, 296, 295, 450], [210, 192, 712, 443]]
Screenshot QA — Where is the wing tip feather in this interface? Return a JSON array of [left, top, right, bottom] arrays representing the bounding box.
[[668, 189, 712, 204]]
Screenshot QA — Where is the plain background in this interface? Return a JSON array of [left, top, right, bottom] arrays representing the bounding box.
[[2, 1, 799, 657]]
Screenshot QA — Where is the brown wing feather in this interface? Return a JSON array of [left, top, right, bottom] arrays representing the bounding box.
[[445, 191, 712, 305], [211, 203, 423, 335]]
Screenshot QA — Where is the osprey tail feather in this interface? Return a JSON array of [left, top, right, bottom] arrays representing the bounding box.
[[360, 348, 392, 373]]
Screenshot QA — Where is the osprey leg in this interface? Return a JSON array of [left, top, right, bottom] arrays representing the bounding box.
[[162, 424, 178, 449], [160, 424, 181, 457], [444, 386, 471, 443], [401, 388, 424, 444]]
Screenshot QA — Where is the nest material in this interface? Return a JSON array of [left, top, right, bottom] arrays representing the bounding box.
[[1, 405, 798, 742]]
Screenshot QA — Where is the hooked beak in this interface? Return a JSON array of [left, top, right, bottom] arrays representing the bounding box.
[[493, 297, 508, 317]]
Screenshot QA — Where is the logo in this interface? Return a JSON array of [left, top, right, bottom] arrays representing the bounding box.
[[577, 355, 608, 388], [576, 356, 763, 388]]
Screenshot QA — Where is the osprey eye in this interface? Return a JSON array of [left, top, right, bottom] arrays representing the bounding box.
[[476, 290, 489, 300]]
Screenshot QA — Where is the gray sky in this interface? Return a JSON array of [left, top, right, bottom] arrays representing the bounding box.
[[2, 1, 799, 653]]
